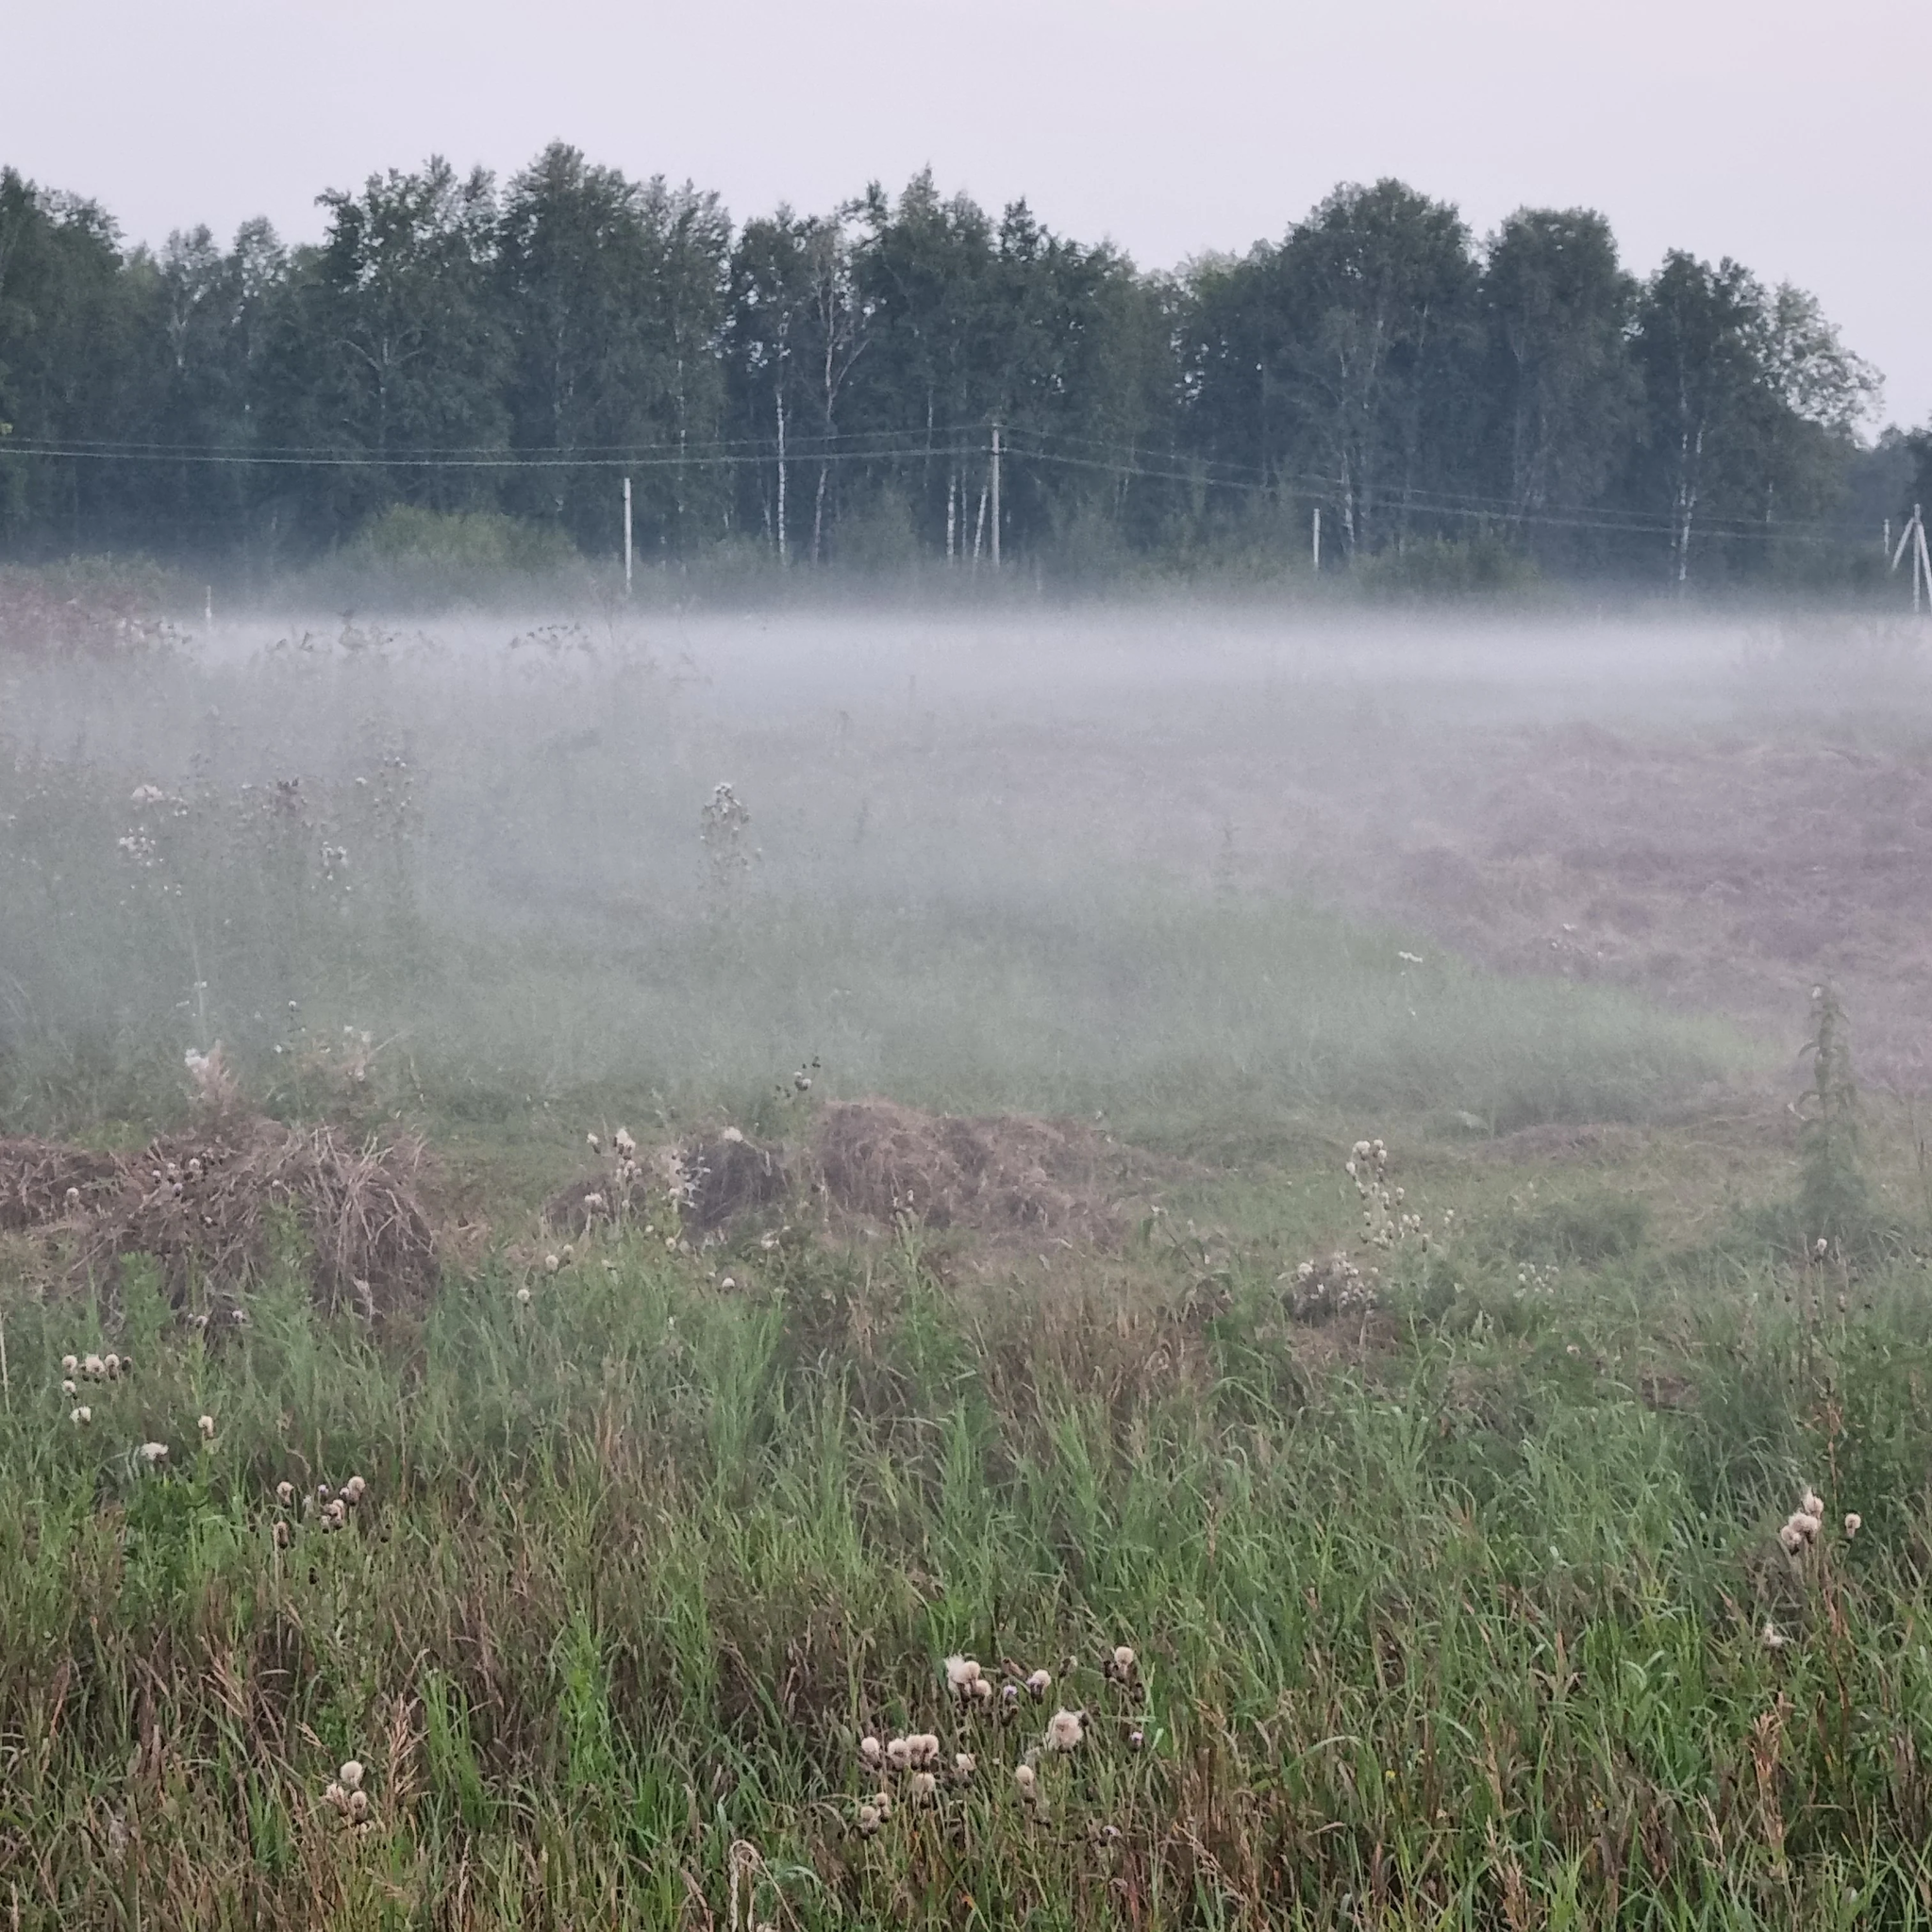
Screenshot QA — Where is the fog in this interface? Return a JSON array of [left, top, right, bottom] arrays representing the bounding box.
[[6, 599, 1926, 1141]]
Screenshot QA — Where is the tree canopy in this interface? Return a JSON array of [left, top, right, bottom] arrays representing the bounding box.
[[0, 148, 1903, 584]]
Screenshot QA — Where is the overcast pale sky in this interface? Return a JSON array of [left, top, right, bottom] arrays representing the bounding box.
[[8, 0, 1925, 425]]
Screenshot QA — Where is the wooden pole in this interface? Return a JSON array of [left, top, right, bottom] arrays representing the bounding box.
[[1312, 506, 1321, 573], [990, 423, 1001, 572], [623, 476, 633, 594]]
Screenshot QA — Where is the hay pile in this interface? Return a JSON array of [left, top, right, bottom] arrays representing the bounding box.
[[813, 1099, 1137, 1242], [0, 1114, 438, 1316]]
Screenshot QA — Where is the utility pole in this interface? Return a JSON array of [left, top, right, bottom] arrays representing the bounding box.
[[1311, 506, 1321, 573], [989, 425, 1004, 568], [622, 476, 633, 594], [1890, 504, 1929, 615]]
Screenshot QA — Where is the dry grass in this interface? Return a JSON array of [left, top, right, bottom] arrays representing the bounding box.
[[813, 1098, 1153, 1242], [0, 1111, 439, 1316]]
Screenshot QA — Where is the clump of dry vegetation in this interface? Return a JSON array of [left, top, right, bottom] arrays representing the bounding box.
[[0, 1106, 438, 1316], [812, 1097, 1148, 1241]]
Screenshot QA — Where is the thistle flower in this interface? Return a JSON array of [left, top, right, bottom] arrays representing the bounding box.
[[945, 1655, 982, 1698], [1761, 1619, 1790, 1652], [1046, 1708, 1085, 1753], [1801, 1488, 1824, 1519], [954, 1752, 975, 1780], [1845, 1512, 1862, 1538], [913, 1733, 941, 1768], [1792, 1512, 1822, 1543], [105, 1354, 121, 1379], [346, 1789, 371, 1824], [71, 1406, 92, 1425], [339, 1760, 364, 1793], [343, 1475, 367, 1505], [61, 1355, 77, 1375], [198, 1414, 216, 1441], [1109, 1645, 1137, 1679], [323, 1781, 346, 1812], [1014, 1763, 1038, 1799], [560, 1244, 575, 1263], [886, 1737, 911, 1773], [855, 1801, 881, 1837], [971, 1674, 993, 1706], [1001, 1682, 1020, 1710], [516, 1286, 532, 1306], [615, 1128, 636, 1159], [317, 1483, 332, 1503], [587, 1133, 602, 1154], [276, 1480, 294, 1506], [1129, 1728, 1145, 1751], [1025, 1668, 1051, 1700], [543, 1254, 560, 1275], [583, 1192, 605, 1211], [859, 1736, 882, 1769], [1778, 1522, 1806, 1556], [908, 1770, 938, 1805], [874, 1789, 891, 1821], [62, 1379, 76, 1397], [325, 1498, 347, 1529], [274, 1520, 291, 1548], [138, 1441, 168, 1465], [83, 1354, 106, 1380]]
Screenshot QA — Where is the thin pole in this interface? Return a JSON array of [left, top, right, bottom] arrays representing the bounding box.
[[204, 585, 213, 633], [623, 477, 633, 594], [1312, 505, 1321, 573], [1917, 516, 1931, 617], [990, 423, 1001, 572]]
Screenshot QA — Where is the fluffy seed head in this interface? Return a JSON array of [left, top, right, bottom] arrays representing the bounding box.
[[343, 1474, 367, 1504], [347, 1789, 371, 1823], [71, 1406, 92, 1425], [856, 1802, 881, 1837], [1801, 1488, 1825, 1519], [198, 1414, 216, 1441], [1025, 1668, 1051, 1699], [274, 1520, 291, 1547], [859, 1736, 882, 1767], [945, 1655, 981, 1692], [1014, 1763, 1037, 1797], [339, 1760, 364, 1793], [1762, 1619, 1790, 1652], [1046, 1708, 1085, 1753], [1792, 1512, 1822, 1542], [955, 1752, 975, 1780], [1111, 1645, 1137, 1676], [61, 1355, 77, 1375], [1845, 1512, 1862, 1538], [516, 1285, 532, 1305], [83, 1354, 106, 1380], [104, 1354, 121, 1379], [971, 1674, 993, 1705], [139, 1441, 168, 1465], [886, 1736, 911, 1773], [543, 1254, 560, 1275], [323, 1781, 346, 1812], [1778, 1522, 1806, 1556], [61, 1379, 76, 1397], [909, 1770, 938, 1804], [276, 1480, 294, 1506]]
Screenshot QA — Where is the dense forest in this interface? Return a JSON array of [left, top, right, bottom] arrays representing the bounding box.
[[0, 144, 1924, 586]]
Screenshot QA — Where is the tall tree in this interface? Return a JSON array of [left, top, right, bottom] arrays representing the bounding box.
[[1479, 208, 1637, 547]]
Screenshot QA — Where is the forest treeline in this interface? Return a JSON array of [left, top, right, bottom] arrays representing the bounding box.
[[0, 144, 1925, 587]]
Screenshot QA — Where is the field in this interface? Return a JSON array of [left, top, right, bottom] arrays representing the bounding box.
[[5, 594, 1932, 1928]]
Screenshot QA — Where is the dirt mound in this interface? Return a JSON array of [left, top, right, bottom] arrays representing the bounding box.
[[813, 1099, 1139, 1241], [679, 1132, 787, 1231], [0, 1114, 438, 1317]]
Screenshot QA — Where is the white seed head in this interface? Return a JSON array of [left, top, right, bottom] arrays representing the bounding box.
[[945, 1655, 981, 1692], [859, 1736, 882, 1767], [1845, 1512, 1862, 1538], [1792, 1512, 1822, 1542], [61, 1355, 77, 1375], [543, 1253, 560, 1275], [276, 1480, 294, 1506], [83, 1354, 106, 1380], [1801, 1488, 1825, 1518], [1014, 1763, 1037, 1796], [139, 1441, 168, 1465], [343, 1475, 366, 1504], [62, 1378, 76, 1397], [198, 1414, 216, 1441], [856, 1801, 881, 1836], [1778, 1522, 1805, 1556], [516, 1286, 532, 1306], [339, 1759, 364, 1793], [274, 1520, 291, 1547], [886, 1736, 911, 1773], [347, 1789, 371, 1823], [104, 1354, 121, 1379], [909, 1770, 938, 1804], [1762, 1619, 1790, 1652], [954, 1752, 975, 1780], [71, 1406, 92, 1425], [323, 1781, 346, 1811], [1025, 1668, 1051, 1699], [1046, 1708, 1085, 1753], [1111, 1645, 1137, 1676]]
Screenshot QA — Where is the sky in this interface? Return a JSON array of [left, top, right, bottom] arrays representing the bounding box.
[[8, 0, 1926, 426]]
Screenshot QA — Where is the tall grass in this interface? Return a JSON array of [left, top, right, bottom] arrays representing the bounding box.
[[6, 1198, 1932, 1927]]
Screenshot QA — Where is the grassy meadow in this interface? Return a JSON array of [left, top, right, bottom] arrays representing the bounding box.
[[5, 608, 1932, 1927]]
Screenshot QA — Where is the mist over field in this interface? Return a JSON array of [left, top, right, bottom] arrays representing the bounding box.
[[12, 593, 1874, 1143], [8, 96, 1932, 1930]]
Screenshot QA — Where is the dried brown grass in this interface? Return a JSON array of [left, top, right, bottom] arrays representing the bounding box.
[[0, 1111, 439, 1316], [812, 1098, 1146, 1243]]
